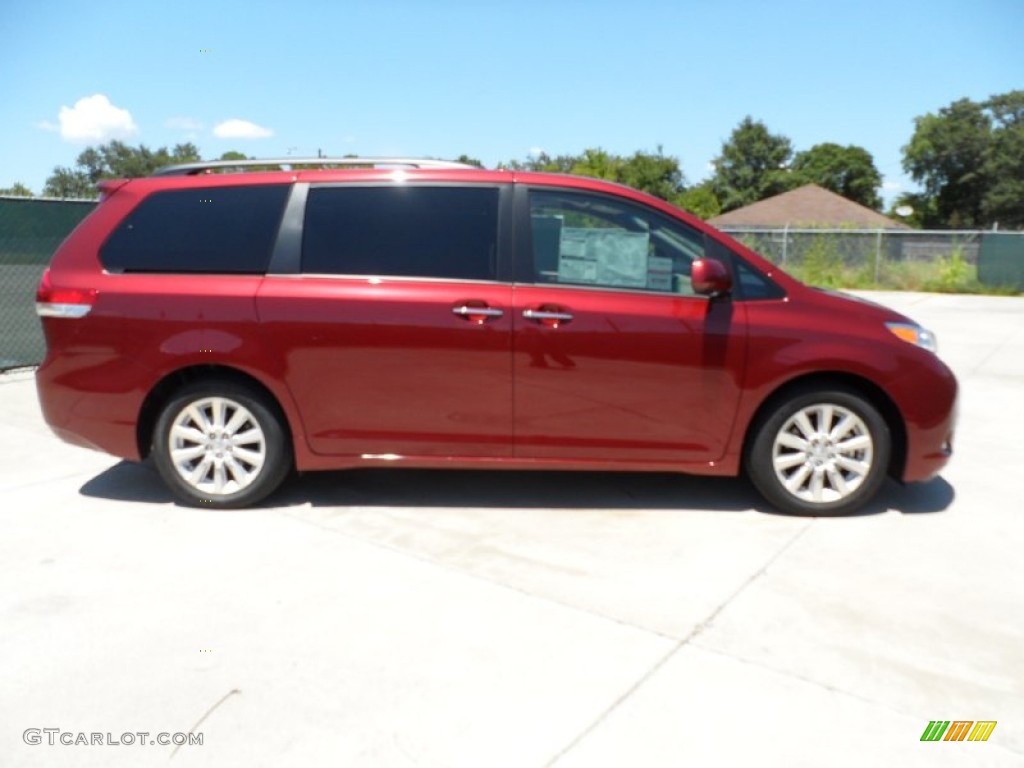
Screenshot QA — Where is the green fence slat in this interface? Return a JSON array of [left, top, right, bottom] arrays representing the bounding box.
[[0, 197, 96, 368], [979, 233, 1024, 291]]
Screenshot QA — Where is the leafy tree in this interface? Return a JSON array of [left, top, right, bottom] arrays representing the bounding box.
[[453, 154, 483, 168], [78, 141, 203, 180], [791, 143, 882, 209], [613, 146, 686, 203], [711, 117, 794, 212], [42, 168, 94, 199], [0, 182, 33, 197], [44, 141, 205, 198], [501, 147, 687, 204], [500, 152, 578, 173], [678, 182, 721, 220], [980, 91, 1024, 228], [902, 98, 991, 227], [569, 147, 624, 182], [902, 91, 1024, 228], [219, 151, 249, 161]]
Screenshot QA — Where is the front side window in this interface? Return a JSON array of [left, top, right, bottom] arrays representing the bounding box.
[[528, 190, 707, 295], [101, 185, 289, 273], [302, 186, 498, 280]]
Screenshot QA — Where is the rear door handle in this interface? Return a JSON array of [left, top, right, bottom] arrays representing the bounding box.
[[452, 303, 504, 324]]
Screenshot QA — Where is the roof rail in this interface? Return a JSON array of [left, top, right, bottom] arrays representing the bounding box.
[[152, 157, 478, 176]]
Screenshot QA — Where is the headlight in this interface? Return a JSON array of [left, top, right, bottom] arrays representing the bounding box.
[[886, 322, 938, 353]]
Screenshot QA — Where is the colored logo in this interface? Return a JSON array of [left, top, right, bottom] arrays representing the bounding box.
[[921, 721, 997, 742]]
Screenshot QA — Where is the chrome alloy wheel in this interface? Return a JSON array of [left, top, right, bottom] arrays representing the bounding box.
[[771, 404, 874, 504], [167, 397, 267, 496]]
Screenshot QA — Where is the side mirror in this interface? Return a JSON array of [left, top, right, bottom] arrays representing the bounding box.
[[690, 258, 732, 298]]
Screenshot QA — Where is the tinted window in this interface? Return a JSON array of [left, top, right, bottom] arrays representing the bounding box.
[[734, 259, 785, 300], [302, 186, 498, 280], [101, 185, 289, 273], [704, 236, 784, 300], [529, 190, 706, 295]]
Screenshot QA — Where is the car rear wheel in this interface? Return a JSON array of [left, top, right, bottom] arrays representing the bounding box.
[[152, 380, 292, 508], [746, 387, 891, 516]]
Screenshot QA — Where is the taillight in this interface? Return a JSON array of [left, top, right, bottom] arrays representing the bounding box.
[[35, 269, 96, 318]]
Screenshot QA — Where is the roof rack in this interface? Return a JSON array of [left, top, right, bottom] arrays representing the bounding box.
[[152, 157, 478, 177]]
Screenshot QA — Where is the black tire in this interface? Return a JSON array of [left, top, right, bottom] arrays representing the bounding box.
[[745, 386, 891, 516], [152, 379, 292, 508]]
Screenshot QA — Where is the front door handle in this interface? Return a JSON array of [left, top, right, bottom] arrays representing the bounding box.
[[523, 308, 574, 328]]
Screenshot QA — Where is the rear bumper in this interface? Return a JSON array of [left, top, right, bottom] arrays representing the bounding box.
[[35, 356, 148, 461]]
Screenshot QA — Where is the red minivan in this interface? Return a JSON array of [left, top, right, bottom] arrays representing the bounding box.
[[35, 158, 957, 515]]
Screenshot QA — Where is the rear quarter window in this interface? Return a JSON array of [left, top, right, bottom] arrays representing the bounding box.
[[100, 185, 289, 273]]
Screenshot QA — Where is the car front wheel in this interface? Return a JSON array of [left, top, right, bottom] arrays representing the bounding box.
[[746, 387, 891, 516], [152, 380, 292, 508]]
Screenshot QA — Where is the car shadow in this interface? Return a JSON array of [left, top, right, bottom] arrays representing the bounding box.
[[78, 461, 955, 516]]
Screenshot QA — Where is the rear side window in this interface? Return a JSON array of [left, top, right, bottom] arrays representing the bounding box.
[[101, 185, 289, 273], [302, 186, 498, 280]]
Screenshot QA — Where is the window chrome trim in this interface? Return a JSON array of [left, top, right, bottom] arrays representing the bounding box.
[[511, 280, 711, 300], [262, 272, 505, 286]]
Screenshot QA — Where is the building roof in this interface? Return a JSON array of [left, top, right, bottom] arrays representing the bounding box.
[[708, 183, 911, 230]]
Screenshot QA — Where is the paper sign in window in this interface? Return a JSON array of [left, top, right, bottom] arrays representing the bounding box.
[[646, 255, 673, 291], [558, 228, 649, 288]]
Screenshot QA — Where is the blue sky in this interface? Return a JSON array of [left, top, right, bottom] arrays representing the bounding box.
[[2, 0, 1021, 206]]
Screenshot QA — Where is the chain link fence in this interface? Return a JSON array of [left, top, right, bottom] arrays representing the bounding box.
[[0, 196, 96, 370], [721, 227, 1024, 292]]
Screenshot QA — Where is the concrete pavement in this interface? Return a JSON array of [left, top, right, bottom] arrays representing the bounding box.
[[1, 291, 1022, 767]]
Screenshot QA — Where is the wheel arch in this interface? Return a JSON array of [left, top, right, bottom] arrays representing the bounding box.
[[741, 372, 907, 481], [136, 364, 295, 461]]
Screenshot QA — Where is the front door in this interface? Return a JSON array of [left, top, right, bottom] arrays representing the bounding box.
[[512, 188, 746, 464]]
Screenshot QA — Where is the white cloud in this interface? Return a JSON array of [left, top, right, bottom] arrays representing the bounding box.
[[57, 94, 137, 143], [214, 119, 273, 139], [37, 120, 59, 133], [527, 146, 545, 157]]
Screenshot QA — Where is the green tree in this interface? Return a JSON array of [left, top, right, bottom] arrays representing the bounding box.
[[791, 143, 882, 209], [678, 182, 721, 220], [980, 91, 1024, 228], [42, 168, 94, 199], [711, 117, 794, 212], [615, 146, 686, 203], [219, 151, 250, 161], [0, 182, 33, 197], [44, 141, 205, 199], [569, 147, 624, 182], [902, 98, 991, 227], [500, 152, 578, 173], [501, 147, 687, 204], [453, 154, 483, 168]]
